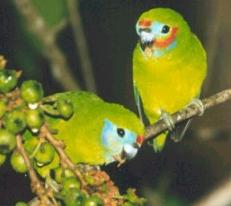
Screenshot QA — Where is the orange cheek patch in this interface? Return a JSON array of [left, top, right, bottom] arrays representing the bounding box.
[[155, 27, 178, 48]]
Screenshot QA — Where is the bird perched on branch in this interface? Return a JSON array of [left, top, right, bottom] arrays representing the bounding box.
[[133, 8, 207, 152], [45, 91, 144, 166]]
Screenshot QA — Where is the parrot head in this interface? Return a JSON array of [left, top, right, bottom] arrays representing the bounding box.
[[136, 8, 191, 58], [101, 119, 144, 164]]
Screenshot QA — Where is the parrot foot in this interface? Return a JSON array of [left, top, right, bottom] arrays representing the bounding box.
[[113, 155, 126, 167], [170, 119, 192, 142], [160, 111, 175, 131], [189, 99, 204, 116]]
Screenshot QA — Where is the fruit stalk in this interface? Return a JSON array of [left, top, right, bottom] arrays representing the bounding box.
[[16, 134, 55, 205], [41, 125, 87, 189]]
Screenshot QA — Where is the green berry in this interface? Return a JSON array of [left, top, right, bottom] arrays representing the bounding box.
[[0, 153, 6, 166], [54, 167, 63, 183], [57, 99, 73, 119], [64, 169, 75, 178], [0, 129, 16, 154], [84, 196, 103, 206], [10, 151, 27, 173], [0, 98, 7, 118], [15, 201, 28, 206], [3, 110, 26, 134], [62, 188, 84, 206], [34, 153, 60, 178], [34, 142, 55, 165], [63, 177, 81, 191], [0, 70, 18, 93], [26, 109, 44, 131], [24, 136, 39, 155], [21, 80, 44, 103], [54, 167, 74, 183]]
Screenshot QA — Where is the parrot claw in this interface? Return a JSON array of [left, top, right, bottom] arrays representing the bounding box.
[[160, 111, 175, 131], [189, 99, 204, 116], [113, 155, 126, 167], [171, 119, 192, 142]]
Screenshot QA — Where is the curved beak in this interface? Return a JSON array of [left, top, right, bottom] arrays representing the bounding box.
[[120, 135, 144, 161], [136, 19, 154, 53], [138, 28, 154, 46], [122, 144, 138, 160]]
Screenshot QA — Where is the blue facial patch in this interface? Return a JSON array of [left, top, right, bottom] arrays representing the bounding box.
[[101, 119, 138, 164], [152, 22, 170, 37]]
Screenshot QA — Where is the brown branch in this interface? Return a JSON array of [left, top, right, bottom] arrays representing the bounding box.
[[192, 176, 231, 206], [144, 89, 231, 141], [14, 0, 81, 90], [16, 135, 54, 205], [66, 0, 97, 93], [41, 125, 86, 188]]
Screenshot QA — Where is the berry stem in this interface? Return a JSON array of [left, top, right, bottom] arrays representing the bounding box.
[[16, 134, 55, 205], [41, 125, 87, 189]]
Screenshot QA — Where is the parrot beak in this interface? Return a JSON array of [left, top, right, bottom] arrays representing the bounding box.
[[138, 27, 155, 57], [136, 20, 155, 58], [121, 135, 144, 161], [122, 144, 139, 160], [120, 135, 144, 160], [140, 38, 155, 52]]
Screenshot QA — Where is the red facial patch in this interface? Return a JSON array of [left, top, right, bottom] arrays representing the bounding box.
[[137, 135, 144, 145], [138, 19, 152, 27], [155, 27, 178, 48]]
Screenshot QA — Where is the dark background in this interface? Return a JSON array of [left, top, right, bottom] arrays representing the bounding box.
[[0, 0, 231, 205]]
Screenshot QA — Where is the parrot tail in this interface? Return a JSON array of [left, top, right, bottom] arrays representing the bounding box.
[[153, 132, 168, 152]]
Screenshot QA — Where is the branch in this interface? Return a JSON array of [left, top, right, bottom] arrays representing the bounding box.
[[192, 176, 231, 206], [66, 0, 97, 92], [41, 125, 86, 188], [144, 89, 231, 141], [16, 135, 54, 205], [14, 0, 81, 90]]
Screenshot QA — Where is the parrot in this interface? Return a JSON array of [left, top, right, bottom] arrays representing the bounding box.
[[133, 8, 207, 152], [45, 91, 144, 166]]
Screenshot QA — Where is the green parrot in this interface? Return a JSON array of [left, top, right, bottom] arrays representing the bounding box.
[[45, 91, 144, 165], [133, 8, 207, 152]]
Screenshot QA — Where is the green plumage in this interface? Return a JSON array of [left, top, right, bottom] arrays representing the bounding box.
[[47, 91, 144, 165], [133, 8, 207, 151]]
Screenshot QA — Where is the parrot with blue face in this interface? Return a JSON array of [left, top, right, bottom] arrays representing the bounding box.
[[46, 91, 144, 165], [133, 8, 207, 152]]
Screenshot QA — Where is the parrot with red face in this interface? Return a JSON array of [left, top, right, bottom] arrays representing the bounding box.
[[133, 8, 207, 151]]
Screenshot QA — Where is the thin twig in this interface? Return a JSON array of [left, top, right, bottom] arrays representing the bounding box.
[[66, 0, 97, 92], [41, 125, 86, 188], [16, 135, 54, 205], [14, 0, 81, 90], [144, 89, 231, 141]]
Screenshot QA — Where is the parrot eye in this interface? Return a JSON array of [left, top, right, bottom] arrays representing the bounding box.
[[161, 25, 170, 34], [117, 128, 125, 137]]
